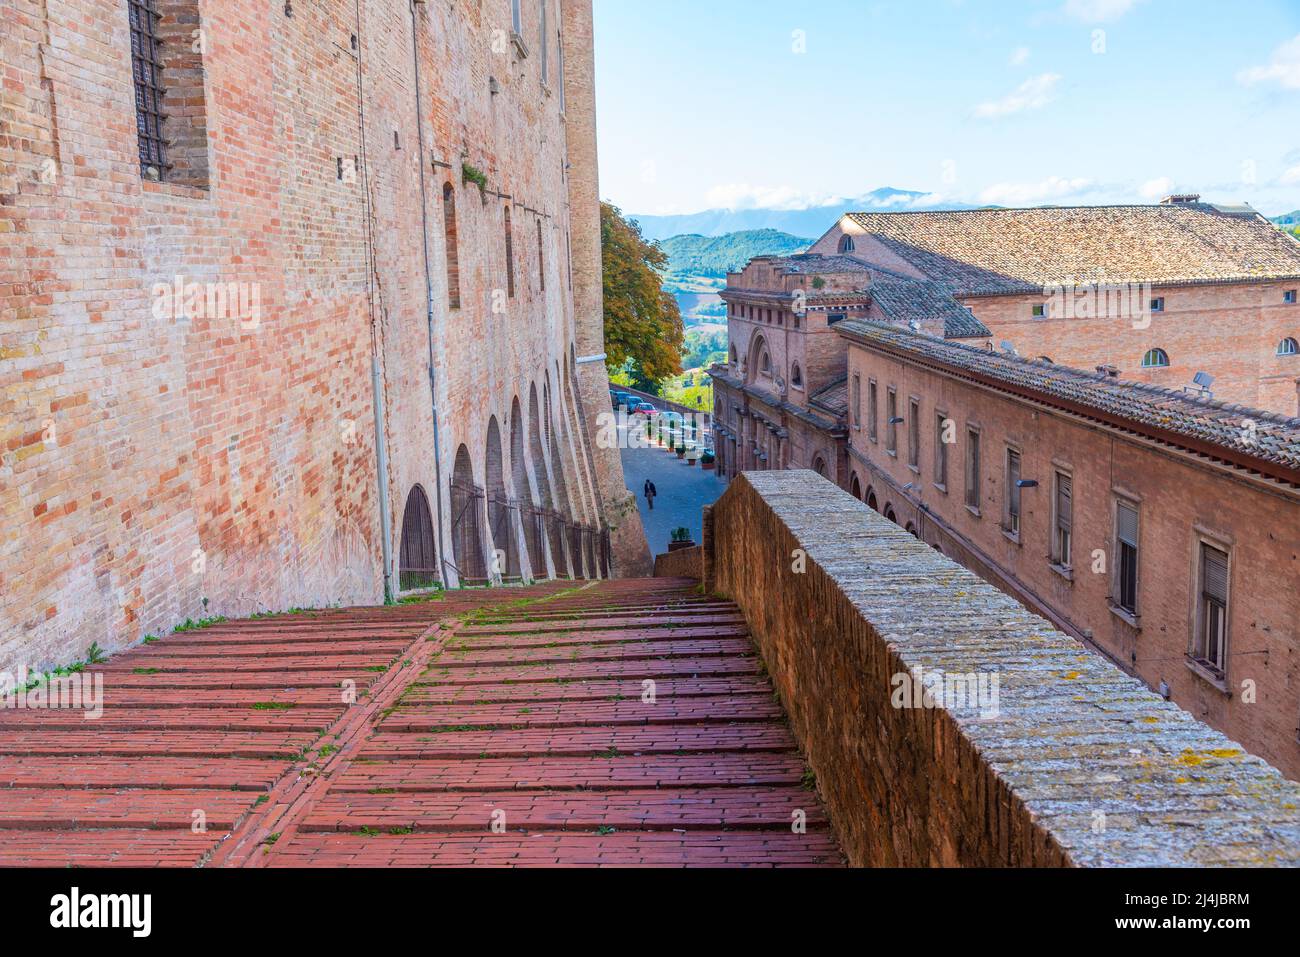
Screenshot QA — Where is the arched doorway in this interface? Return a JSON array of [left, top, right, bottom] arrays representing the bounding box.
[[529, 384, 565, 576], [450, 444, 487, 583], [398, 485, 438, 591], [485, 417, 518, 580]]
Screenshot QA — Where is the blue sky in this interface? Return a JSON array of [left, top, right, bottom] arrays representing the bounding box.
[[592, 0, 1300, 217]]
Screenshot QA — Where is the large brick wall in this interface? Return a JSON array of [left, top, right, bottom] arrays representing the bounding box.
[[707, 471, 1300, 867], [0, 0, 634, 671]]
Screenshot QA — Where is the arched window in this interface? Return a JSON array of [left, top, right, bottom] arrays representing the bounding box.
[[791, 362, 803, 388], [1278, 337, 1298, 356], [759, 351, 771, 375], [866, 489, 879, 511], [399, 486, 438, 591], [1037, 356, 1054, 364], [442, 183, 460, 309], [838, 234, 855, 254], [850, 474, 862, 499], [729, 344, 738, 366], [905, 522, 919, 537], [1142, 348, 1170, 368], [504, 205, 516, 298], [812, 455, 827, 478], [884, 504, 898, 524]]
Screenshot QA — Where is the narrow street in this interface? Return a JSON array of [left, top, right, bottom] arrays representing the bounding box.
[[618, 424, 726, 556]]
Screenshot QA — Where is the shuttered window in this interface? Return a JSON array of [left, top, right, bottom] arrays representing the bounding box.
[[965, 429, 981, 510], [1194, 544, 1229, 675], [1115, 501, 1139, 613], [886, 390, 898, 453], [907, 398, 920, 469], [934, 414, 949, 488], [1054, 472, 1072, 567], [867, 381, 878, 442], [1005, 449, 1021, 535]]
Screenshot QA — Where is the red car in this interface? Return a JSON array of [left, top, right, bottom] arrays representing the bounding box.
[[633, 402, 660, 416]]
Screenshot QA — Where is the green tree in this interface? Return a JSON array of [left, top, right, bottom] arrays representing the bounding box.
[[601, 202, 683, 384]]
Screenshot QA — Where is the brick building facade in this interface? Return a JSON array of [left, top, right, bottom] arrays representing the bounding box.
[[710, 204, 1300, 778], [0, 0, 648, 672]]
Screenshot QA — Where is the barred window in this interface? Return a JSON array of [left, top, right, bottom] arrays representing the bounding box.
[[128, 0, 168, 178]]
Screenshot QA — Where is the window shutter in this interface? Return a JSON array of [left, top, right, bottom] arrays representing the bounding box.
[[1202, 546, 1228, 603], [1057, 474, 1072, 530], [1116, 502, 1138, 545]]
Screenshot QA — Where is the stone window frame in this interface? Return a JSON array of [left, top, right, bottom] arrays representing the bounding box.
[[867, 378, 878, 444], [1049, 463, 1074, 581], [932, 409, 949, 493], [1109, 489, 1143, 628], [885, 387, 898, 457], [790, 362, 803, 390], [964, 423, 982, 517], [1002, 443, 1023, 544], [906, 395, 922, 474], [1187, 529, 1233, 692], [851, 374, 862, 431]]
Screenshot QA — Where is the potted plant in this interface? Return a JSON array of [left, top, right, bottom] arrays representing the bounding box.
[[676, 442, 686, 459], [701, 450, 716, 471], [668, 527, 695, 552]]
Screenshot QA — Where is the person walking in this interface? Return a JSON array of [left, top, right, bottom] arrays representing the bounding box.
[[643, 479, 658, 511]]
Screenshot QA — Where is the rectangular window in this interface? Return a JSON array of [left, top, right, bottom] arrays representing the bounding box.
[[867, 380, 878, 443], [1286, 290, 1297, 304], [1005, 448, 1022, 536], [965, 428, 981, 511], [128, 0, 168, 178], [1053, 471, 1073, 568], [511, 0, 523, 35], [539, 0, 549, 84], [934, 413, 948, 489], [1192, 543, 1229, 677], [1032, 303, 1047, 318], [557, 32, 566, 112], [1150, 297, 1165, 312], [907, 398, 920, 470], [886, 389, 898, 454], [1115, 500, 1139, 614], [851, 374, 862, 430]]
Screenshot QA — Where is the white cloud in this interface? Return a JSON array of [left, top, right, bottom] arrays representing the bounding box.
[[1238, 35, 1300, 91], [703, 184, 845, 212], [1280, 165, 1300, 186], [978, 176, 1097, 206], [973, 73, 1061, 119], [1009, 47, 1031, 66], [1062, 0, 1142, 22], [1138, 176, 1175, 200]]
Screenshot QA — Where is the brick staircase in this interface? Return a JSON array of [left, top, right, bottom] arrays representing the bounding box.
[[0, 579, 842, 867]]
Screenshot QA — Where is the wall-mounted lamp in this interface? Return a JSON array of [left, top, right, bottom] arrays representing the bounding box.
[[888, 416, 905, 425], [1015, 479, 1039, 489]]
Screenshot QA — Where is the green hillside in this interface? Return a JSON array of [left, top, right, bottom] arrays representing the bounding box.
[[658, 229, 813, 324]]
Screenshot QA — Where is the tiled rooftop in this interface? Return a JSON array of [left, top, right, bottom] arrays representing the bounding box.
[[844, 204, 1300, 295], [809, 376, 849, 417], [868, 275, 992, 340], [837, 320, 1300, 482]]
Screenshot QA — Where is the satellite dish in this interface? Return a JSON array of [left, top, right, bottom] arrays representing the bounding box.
[[1193, 371, 1215, 389], [999, 341, 1018, 355]]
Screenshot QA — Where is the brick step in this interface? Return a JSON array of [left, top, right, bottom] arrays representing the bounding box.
[[164, 626, 424, 644], [96, 672, 384, 691], [466, 604, 737, 625], [419, 655, 762, 685], [0, 829, 222, 867], [265, 829, 841, 867], [0, 788, 258, 830], [333, 754, 811, 792], [438, 638, 755, 667], [94, 655, 397, 673], [401, 675, 773, 705], [300, 786, 827, 833], [381, 695, 783, 731], [449, 625, 749, 650], [0, 756, 284, 791], [359, 724, 798, 759], [96, 688, 354, 708], [139, 640, 410, 657], [458, 614, 745, 635], [0, 706, 343, 733], [0, 730, 317, 759]]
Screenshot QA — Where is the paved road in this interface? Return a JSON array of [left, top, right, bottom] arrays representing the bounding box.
[[619, 427, 726, 556]]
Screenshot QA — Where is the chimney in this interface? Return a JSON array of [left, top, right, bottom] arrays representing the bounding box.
[[1159, 193, 1201, 205]]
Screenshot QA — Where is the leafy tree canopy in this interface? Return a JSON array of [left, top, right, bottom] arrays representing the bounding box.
[[602, 202, 683, 384]]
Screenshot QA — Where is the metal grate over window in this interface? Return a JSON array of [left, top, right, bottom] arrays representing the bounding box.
[[128, 0, 168, 178]]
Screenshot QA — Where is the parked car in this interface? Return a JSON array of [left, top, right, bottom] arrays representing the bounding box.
[[633, 401, 659, 416], [610, 390, 634, 409]]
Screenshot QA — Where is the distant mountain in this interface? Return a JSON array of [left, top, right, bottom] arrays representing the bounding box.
[[1272, 211, 1300, 227], [630, 187, 973, 241], [660, 229, 813, 278]]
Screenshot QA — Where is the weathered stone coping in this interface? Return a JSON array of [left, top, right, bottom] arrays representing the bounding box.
[[706, 470, 1300, 867]]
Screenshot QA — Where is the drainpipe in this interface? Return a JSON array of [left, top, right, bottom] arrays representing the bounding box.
[[410, 0, 450, 586], [354, 0, 395, 603]]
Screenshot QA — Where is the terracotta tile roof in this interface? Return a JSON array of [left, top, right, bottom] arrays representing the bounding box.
[[867, 276, 992, 340], [809, 376, 849, 416], [844, 204, 1300, 295], [773, 254, 871, 276], [836, 320, 1300, 484]]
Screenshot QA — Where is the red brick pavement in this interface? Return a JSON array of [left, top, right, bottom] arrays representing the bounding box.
[[0, 579, 843, 867]]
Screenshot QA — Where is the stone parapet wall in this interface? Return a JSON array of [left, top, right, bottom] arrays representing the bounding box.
[[653, 546, 702, 580], [706, 470, 1300, 867]]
